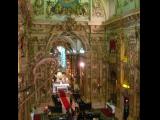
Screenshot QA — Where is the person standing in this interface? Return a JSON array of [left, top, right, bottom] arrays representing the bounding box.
[[71, 100, 76, 114], [123, 97, 129, 120], [30, 106, 36, 120], [123, 104, 129, 120]]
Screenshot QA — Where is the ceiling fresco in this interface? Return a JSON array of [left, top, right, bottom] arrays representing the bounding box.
[[31, 0, 90, 22], [19, 0, 140, 25]]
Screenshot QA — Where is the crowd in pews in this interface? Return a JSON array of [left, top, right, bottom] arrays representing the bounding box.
[[46, 92, 101, 120]]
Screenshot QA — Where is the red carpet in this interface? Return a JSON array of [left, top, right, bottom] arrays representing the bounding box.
[[59, 90, 70, 111], [34, 114, 41, 120], [101, 108, 114, 117]]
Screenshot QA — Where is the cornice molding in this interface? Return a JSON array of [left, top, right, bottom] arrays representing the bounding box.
[[105, 9, 140, 28]]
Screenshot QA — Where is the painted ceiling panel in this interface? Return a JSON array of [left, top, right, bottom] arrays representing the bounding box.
[[20, 0, 139, 24], [31, 0, 90, 22]]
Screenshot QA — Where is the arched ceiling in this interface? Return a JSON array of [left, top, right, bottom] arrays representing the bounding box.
[[46, 31, 86, 54]]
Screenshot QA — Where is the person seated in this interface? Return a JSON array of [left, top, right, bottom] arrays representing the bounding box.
[[106, 101, 115, 117]]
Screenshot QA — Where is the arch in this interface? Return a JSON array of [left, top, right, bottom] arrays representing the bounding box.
[[46, 31, 90, 55], [33, 57, 58, 76], [46, 36, 73, 53], [66, 31, 90, 51]]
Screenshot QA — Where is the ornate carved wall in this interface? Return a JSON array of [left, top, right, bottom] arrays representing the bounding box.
[[105, 10, 140, 120], [18, 1, 32, 120]]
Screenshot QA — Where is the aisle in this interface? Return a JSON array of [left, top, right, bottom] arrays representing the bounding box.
[[59, 90, 70, 112]]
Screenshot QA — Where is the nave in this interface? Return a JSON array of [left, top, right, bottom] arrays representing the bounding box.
[[18, 0, 140, 120], [31, 78, 117, 120]]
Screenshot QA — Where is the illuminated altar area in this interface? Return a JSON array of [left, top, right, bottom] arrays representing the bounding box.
[[51, 46, 71, 94], [52, 71, 70, 93]]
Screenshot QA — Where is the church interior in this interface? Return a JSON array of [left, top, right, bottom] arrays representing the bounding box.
[[18, 0, 140, 120]]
